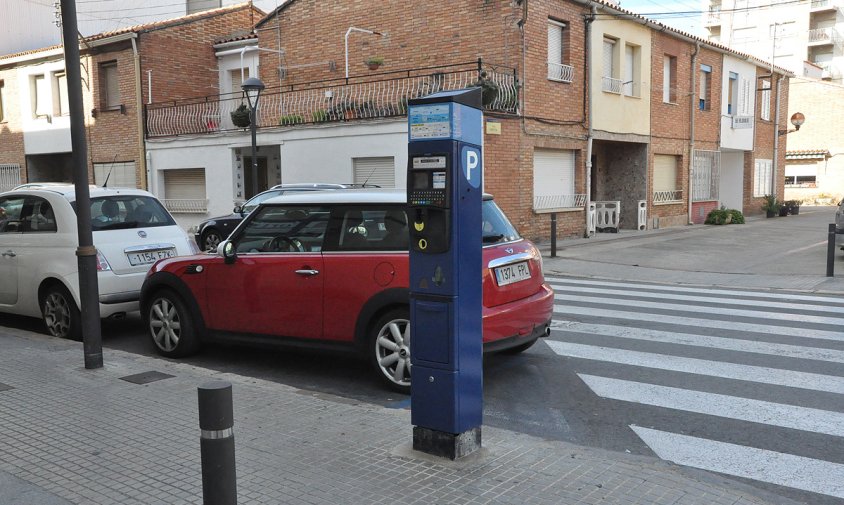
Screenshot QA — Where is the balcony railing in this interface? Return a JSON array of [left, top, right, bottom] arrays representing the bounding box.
[[809, 27, 840, 45], [533, 194, 586, 211], [547, 62, 574, 83], [163, 199, 209, 213], [145, 61, 518, 138], [602, 76, 623, 94], [706, 9, 721, 25], [811, 0, 837, 11], [653, 190, 683, 204]]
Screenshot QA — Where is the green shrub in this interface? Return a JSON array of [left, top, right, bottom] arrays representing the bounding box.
[[278, 114, 304, 126], [705, 208, 744, 225], [311, 110, 328, 122]]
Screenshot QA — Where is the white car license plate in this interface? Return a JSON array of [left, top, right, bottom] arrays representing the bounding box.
[[494, 261, 531, 286], [127, 248, 176, 266]]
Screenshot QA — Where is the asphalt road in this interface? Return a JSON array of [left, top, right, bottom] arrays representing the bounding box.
[[2, 205, 843, 504]]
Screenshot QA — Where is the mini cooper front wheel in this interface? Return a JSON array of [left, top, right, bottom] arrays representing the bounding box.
[[369, 308, 411, 394], [147, 289, 200, 358]]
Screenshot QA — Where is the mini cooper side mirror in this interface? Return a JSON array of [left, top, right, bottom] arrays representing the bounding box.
[[233, 205, 243, 214], [221, 240, 237, 264]]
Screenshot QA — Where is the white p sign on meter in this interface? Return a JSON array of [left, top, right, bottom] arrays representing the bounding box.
[[462, 146, 481, 189]]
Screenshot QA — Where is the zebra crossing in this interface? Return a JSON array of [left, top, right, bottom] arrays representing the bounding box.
[[544, 276, 844, 501]]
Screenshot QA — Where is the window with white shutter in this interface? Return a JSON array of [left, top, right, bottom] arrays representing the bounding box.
[[94, 161, 137, 188], [740, 77, 752, 116], [163, 168, 207, 213], [602, 38, 616, 79], [663, 55, 677, 103], [753, 159, 772, 197], [353, 157, 395, 188], [32, 74, 49, 118], [99, 61, 120, 110], [533, 149, 579, 210], [653, 155, 681, 203], [547, 19, 571, 82], [760, 80, 771, 121], [229, 68, 249, 95]]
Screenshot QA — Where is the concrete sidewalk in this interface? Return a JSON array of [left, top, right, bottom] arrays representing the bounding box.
[[0, 326, 796, 505], [538, 206, 844, 293]]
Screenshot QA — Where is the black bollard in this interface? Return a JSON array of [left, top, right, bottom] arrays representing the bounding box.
[[828, 224, 836, 278], [550, 212, 557, 258], [198, 381, 237, 505]]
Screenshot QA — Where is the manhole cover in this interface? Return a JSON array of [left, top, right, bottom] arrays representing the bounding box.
[[119, 371, 175, 385]]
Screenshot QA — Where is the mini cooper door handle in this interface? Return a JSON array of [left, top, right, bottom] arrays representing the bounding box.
[[1, 250, 15, 258], [294, 269, 320, 276]]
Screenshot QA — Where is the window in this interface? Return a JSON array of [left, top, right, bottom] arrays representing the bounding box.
[[0, 164, 21, 192], [0, 195, 26, 233], [692, 150, 720, 201], [760, 79, 771, 121], [234, 205, 330, 254], [753, 158, 773, 197], [187, 0, 221, 14], [602, 37, 620, 93], [99, 61, 120, 110], [52, 72, 69, 117], [94, 161, 137, 188], [784, 164, 816, 187], [329, 207, 408, 251], [353, 157, 395, 188], [23, 198, 56, 233], [623, 43, 640, 97], [163, 168, 207, 213], [663, 55, 677, 103], [87, 195, 175, 230], [728, 72, 738, 115], [533, 149, 579, 210], [229, 67, 249, 95], [547, 19, 572, 82], [31, 74, 49, 118], [0, 80, 5, 122], [699, 64, 712, 111], [653, 155, 682, 203]]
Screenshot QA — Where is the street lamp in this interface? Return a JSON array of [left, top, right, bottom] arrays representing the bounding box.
[[345, 27, 383, 79], [778, 112, 805, 136], [241, 77, 265, 198]]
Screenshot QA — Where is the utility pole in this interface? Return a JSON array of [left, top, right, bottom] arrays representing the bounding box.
[[60, 0, 103, 369]]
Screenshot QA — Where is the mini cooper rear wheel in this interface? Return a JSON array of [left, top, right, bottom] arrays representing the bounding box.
[[41, 284, 81, 341], [147, 289, 200, 358], [369, 308, 411, 394]]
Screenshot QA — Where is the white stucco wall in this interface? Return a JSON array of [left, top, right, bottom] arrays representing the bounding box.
[[719, 55, 756, 152], [591, 19, 652, 136], [18, 59, 72, 155], [146, 119, 409, 231]]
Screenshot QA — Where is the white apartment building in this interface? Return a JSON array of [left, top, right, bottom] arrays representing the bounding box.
[[704, 0, 843, 82]]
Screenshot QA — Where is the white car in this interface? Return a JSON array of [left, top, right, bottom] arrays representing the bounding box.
[[0, 185, 198, 339]]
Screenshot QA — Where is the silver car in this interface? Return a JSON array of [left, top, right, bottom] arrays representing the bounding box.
[[836, 198, 844, 253]]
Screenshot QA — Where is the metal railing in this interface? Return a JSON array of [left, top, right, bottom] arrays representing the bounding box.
[[146, 61, 518, 138], [706, 9, 721, 25], [811, 0, 835, 10], [533, 194, 586, 211], [547, 62, 574, 83], [0, 164, 21, 192], [163, 199, 209, 213], [653, 190, 683, 204], [809, 27, 840, 45], [602, 76, 623, 94]]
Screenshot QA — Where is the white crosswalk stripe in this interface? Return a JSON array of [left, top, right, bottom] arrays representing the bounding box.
[[544, 275, 844, 501]]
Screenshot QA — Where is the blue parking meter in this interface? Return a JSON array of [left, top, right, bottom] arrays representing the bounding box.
[[407, 88, 483, 459]]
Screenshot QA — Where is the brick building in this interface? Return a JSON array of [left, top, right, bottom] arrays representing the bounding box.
[[139, 0, 790, 238], [0, 3, 260, 192]]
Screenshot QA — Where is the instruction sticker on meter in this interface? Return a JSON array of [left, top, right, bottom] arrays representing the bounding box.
[[409, 104, 451, 140]]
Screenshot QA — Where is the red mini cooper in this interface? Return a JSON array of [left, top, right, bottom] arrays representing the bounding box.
[[140, 189, 554, 392]]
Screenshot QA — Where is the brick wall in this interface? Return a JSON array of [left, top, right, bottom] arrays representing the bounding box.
[[0, 67, 26, 182], [747, 66, 788, 215]]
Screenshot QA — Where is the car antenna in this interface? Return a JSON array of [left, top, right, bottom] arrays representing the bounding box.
[[361, 164, 378, 188], [102, 154, 118, 188]]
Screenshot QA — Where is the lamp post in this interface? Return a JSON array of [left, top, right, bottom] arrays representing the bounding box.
[[345, 27, 383, 79], [241, 77, 265, 198]]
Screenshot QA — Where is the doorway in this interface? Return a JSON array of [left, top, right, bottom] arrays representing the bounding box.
[[243, 157, 268, 198]]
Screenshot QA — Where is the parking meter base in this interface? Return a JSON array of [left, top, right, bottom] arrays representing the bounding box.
[[413, 426, 481, 460]]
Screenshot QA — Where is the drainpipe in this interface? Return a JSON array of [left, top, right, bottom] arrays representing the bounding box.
[[584, 5, 596, 237], [772, 74, 783, 200], [132, 37, 147, 190], [688, 42, 699, 225]]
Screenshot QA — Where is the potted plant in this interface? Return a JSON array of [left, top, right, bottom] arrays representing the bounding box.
[[786, 199, 801, 215], [311, 109, 329, 123], [475, 71, 500, 106], [365, 56, 384, 70], [761, 194, 780, 218], [230, 103, 251, 128], [278, 113, 304, 126]]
